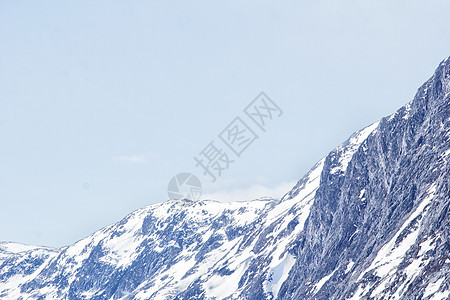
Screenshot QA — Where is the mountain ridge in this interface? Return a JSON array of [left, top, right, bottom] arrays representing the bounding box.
[[0, 57, 449, 299]]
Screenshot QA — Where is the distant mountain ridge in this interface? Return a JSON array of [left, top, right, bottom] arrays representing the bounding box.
[[0, 57, 449, 299]]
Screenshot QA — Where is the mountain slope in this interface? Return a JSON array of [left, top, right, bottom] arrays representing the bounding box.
[[0, 242, 59, 299], [0, 58, 449, 299], [279, 57, 450, 300]]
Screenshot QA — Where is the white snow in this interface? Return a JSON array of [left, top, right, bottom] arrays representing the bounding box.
[[359, 189, 366, 199], [366, 184, 436, 279], [330, 122, 379, 175], [0, 242, 52, 254], [402, 102, 412, 120], [430, 291, 450, 300], [359, 189, 366, 202], [423, 277, 446, 299], [314, 269, 336, 293], [264, 253, 295, 298], [0, 247, 59, 299], [348, 230, 359, 241], [206, 257, 250, 299], [442, 148, 450, 160], [346, 261, 355, 273], [354, 184, 438, 299]]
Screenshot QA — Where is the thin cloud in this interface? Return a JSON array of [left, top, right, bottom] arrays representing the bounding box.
[[201, 181, 296, 202]]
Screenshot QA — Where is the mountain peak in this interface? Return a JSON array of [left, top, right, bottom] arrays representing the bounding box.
[[1, 58, 449, 299]]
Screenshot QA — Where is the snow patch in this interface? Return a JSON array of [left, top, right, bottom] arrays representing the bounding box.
[[0, 242, 54, 254], [330, 122, 379, 175], [354, 184, 438, 299], [264, 253, 295, 298], [366, 184, 436, 279], [424, 277, 445, 299], [346, 261, 355, 273], [314, 269, 336, 293]]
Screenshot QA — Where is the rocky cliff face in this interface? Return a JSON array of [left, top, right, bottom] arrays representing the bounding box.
[[279, 57, 450, 300], [0, 58, 448, 300]]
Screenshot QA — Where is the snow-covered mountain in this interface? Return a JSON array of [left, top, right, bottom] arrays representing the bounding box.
[[1, 57, 449, 299]]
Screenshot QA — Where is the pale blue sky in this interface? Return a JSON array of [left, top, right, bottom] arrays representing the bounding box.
[[1, 0, 450, 247]]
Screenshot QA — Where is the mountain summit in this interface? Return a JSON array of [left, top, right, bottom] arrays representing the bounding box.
[[1, 58, 449, 299]]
